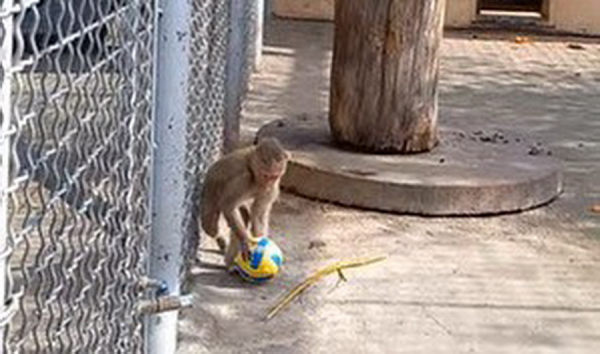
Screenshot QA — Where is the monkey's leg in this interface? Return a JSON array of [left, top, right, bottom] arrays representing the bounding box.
[[224, 234, 240, 271], [199, 209, 228, 254], [200, 199, 229, 252], [215, 236, 228, 254]]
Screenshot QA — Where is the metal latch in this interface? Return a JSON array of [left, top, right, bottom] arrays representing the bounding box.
[[138, 294, 194, 315], [137, 276, 194, 315]]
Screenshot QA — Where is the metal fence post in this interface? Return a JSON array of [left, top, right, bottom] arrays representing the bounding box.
[[223, 0, 246, 152], [223, 0, 261, 151], [147, 0, 191, 352], [254, 0, 265, 71], [0, 1, 14, 352]]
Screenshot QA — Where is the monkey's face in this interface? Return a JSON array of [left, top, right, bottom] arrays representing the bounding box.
[[255, 158, 287, 187], [253, 138, 290, 187]]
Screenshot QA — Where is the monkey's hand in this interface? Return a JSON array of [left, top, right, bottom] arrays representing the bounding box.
[[240, 238, 252, 262], [248, 235, 260, 246], [240, 236, 260, 262]]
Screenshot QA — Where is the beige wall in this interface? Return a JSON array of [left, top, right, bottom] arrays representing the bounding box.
[[272, 0, 334, 21], [444, 0, 477, 27], [272, 0, 600, 35], [271, 0, 475, 25], [549, 0, 600, 34]]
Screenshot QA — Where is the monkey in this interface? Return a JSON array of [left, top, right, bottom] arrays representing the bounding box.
[[200, 137, 290, 270]]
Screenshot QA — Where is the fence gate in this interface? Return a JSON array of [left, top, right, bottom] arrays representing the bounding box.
[[0, 0, 260, 353], [0, 0, 155, 352]]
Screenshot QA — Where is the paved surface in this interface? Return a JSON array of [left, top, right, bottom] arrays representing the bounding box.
[[179, 19, 600, 354], [258, 115, 562, 215]]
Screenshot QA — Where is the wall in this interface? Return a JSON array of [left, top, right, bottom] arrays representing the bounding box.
[[272, 0, 334, 21], [444, 0, 477, 27], [271, 0, 475, 26], [272, 0, 600, 35], [549, 0, 600, 34]]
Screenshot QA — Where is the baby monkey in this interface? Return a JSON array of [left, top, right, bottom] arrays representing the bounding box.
[[200, 137, 290, 270]]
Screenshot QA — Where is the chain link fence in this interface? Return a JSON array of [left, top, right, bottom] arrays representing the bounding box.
[[180, 0, 230, 290], [0, 0, 157, 352], [181, 0, 260, 287], [222, 0, 259, 152], [0, 0, 261, 352]]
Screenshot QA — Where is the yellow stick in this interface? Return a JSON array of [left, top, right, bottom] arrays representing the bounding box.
[[265, 255, 387, 321]]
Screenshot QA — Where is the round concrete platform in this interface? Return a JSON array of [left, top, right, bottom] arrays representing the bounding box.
[[257, 115, 563, 216]]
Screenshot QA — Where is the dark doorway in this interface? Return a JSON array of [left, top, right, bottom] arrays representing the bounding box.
[[478, 0, 544, 13]]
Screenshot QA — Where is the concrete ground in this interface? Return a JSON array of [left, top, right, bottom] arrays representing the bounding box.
[[179, 19, 600, 354]]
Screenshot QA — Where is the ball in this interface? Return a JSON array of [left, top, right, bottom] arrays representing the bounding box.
[[232, 237, 283, 283]]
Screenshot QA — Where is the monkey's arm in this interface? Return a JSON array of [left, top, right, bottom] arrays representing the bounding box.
[[250, 187, 277, 238], [223, 205, 253, 261], [223, 206, 252, 243], [220, 175, 255, 257]]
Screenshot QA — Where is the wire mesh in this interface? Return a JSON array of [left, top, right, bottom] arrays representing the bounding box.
[[1, 0, 259, 351], [180, 0, 227, 287], [222, 0, 259, 152], [180, 0, 259, 287], [0, 0, 156, 352]]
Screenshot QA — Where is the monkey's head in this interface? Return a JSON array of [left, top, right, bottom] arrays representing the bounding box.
[[252, 137, 290, 186]]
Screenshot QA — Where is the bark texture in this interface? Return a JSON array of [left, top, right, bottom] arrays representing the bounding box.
[[329, 0, 446, 153]]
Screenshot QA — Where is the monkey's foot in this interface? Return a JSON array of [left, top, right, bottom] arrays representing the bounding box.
[[224, 262, 237, 274], [216, 236, 228, 254]]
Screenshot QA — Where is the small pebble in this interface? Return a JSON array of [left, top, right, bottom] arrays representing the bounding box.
[[308, 240, 327, 250]]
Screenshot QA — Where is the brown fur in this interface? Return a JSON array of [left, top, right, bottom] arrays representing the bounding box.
[[200, 137, 290, 268]]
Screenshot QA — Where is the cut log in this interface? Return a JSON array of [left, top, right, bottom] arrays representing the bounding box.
[[329, 0, 446, 153]]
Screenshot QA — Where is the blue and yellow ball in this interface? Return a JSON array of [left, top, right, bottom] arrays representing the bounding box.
[[233, 237, 283, 283]]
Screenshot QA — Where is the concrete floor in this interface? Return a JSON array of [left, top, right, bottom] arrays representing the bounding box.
[[178, 19, 600, 354]]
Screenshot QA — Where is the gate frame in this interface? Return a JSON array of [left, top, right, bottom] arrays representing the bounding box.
[[0, 1, 15, 352], [146, 0, 192, 352]]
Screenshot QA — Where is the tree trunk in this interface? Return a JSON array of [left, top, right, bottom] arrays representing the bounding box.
[[329, 0, 446, 153]]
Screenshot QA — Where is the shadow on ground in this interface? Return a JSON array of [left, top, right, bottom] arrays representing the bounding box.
[[178, 18, 600, 354]]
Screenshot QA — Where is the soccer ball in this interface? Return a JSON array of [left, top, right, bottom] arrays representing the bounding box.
[[233, 237, 283, 283]]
